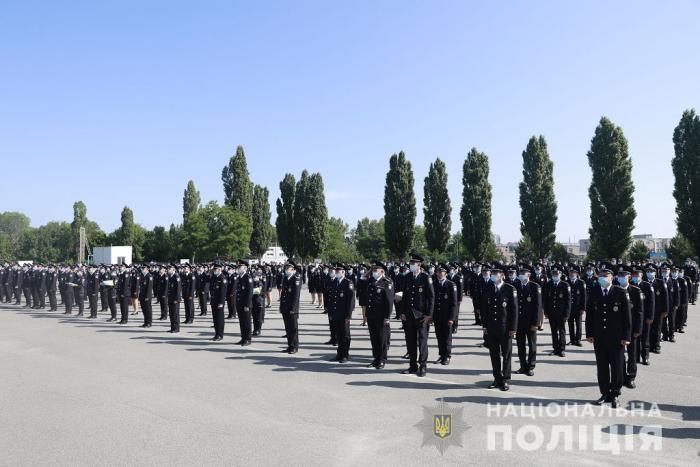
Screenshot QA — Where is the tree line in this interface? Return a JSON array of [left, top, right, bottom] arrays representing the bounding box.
[[1, 111, 699, 264]]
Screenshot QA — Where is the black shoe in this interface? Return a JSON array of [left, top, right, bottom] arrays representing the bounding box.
[[678, 328, 685, 334], [574, 342, 583, 347], [515, 368, 528, 374], [140, 324, 148, 328], [76, 313, 83, 317], [118, 320, 127, 324], [288, 348, 298, 354], [402, 352, 410, 359], [501, 382, 509, 391], [241, 340, 251, 347], [488, 380, 501, 389], [366, 362, 378, 368], [106, 318, 115, 322], [441, 357, 451, 366], [324, 339, 334, 345], [198, 312, 205, 316], [252, 330, 260, 336], [226, 315, 234, 320], [235, 339, 246, 345], [401, 367, 418, 375], [63, 311, 70, 315], [145, 324, 152, 328], [338, 358, 349, 364], [281, 334, 287, 338], [417, 366, 426, 377], [169, 329, 180, 333], [329, 356, 341, 362], [594, 395, 607, 405], [641, 356, 650, 365], [651, 348, 660, 354], [610, 396, 619, 408], [624, 379, 636, 389], [434, 357, 443, 364], [669, 336, 676, 343], [211, 336, 222, 341], [158, 317, 166, 321]]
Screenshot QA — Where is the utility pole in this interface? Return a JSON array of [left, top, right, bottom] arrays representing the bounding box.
[[78, 226, 86, 263]]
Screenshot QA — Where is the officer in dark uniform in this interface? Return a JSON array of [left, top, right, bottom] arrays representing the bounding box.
[[181, 264, 196, 324], [280, 261, 301, 353], [157, 266, 169, 321], [87, 265, 100, 318], [139, 264, 154, 327], [22, 265, 32, 308], [648, 265, 666, 354], [47, 265, 58, 311], [399, 254, 435, 377], [432, 264, 458, 365], [631, 268, 655, 366], [226, 264, 238, 320], [447, 263, 463, 333], [63, 267, 76, 315], [586, 269, 632, 408], [515, 267, 541, 376], [166, 264, 182, 333], [677, 267, 690, 333], [567, 266, 587, 347], [251, 268, 267, 336], [327, 264, 355, 363], [197, 265, 210, 316], [74, 268, 86, 316], [117, 264, 131, 324], [106, 267, 118, 321], [544, 266, 571, 357], [366, 262, 393, 369], [209, 263, 227, 341], [482, 268, 518, 391], [616, 270, 643, 389], [661, 264, 680, 342], [235, 260, 254, 346]]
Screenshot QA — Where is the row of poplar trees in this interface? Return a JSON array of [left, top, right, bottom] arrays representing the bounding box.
[[383, 111, 700, 263]]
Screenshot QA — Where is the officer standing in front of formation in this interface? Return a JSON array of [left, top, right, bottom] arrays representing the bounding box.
[[400, 254, 435, 377], [166, 264, 182, 333], [515, 267, 541, 377], [181, 264, 196, 324], [251, 268, 266, 336], [209, 263, 227, 341], [617, 270, 643, 389], [280, 261, 301, 354], [366, 262, 393, 369], [432, 264, 458, 365], [482, 268, 518, 391], [235, 260, 253, 346], [117, 264, 131, 324], [586, 269, 631, 408], [328, 264, 355, 363], [139, 264, 154, 328], [567, 266, 587, 347], [544, 266, 571, 357]]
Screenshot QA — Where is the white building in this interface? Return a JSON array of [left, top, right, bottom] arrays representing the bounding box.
[[91, 246, 133, 265], [260, 246, 287, 264]]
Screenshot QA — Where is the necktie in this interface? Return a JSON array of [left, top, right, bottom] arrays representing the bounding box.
[[603, 289, 608, 298]]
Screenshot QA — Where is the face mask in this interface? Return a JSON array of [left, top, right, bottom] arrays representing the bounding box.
[[661, 272, 669, 279], [428, 267, 435, 274], [509, 274, 516, 281], [631, 276, 641, 284], [646, 272, 656, 281], [672, 272, 679, 279], [474, 268, 481, 274], [409, 264, 418, 273], [359, 269, 365, 275], [518, 274, 527, 282], [552, 275, 560, 283], [330, 272, 336, 279], [569, 276, 577, 282], [214, 270, 221, 276], [323, 269, 328, 274], [598, 276, 610, 288], [586, 271, 593, 277], [371, 271, 379, 280], [490, 275, 500, 284], [482, 274, 490, 281], [286, 269, 294, 277], [617, 277, 628, 287]]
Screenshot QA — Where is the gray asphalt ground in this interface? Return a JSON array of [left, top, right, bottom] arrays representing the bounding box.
[[1, 290, 699, 466]]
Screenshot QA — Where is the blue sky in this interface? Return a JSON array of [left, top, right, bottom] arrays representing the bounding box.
[[1, 0, 698, 243]]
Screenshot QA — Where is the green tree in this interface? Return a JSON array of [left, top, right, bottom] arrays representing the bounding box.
[[628, 240, 650, 262], [519, 136, 557, 258], [672, 109, 700, 257], [70, 201, 105, 261], [0, 211, 31, 259], [666, 234, 695, 263], [293, 171, 328, 261], [322, 217, 358, 262], [587, 117, 636, 259], [275, 173, 296, 258], [143, 226, 173, 261], [423, 157, 451, 253], [353, 218, 388, 260], [221, 145, 253, 221], [250, 185, 274, 258], [514, 236, 538, 263], [22, 222, 72, 263], [183, 201, 215, 261], [384, 151, 416, 259], [208, 205, 252, 260], [460, 148, 494, 261], [183, 180, 201, 223], [550, 242, 571, 264]]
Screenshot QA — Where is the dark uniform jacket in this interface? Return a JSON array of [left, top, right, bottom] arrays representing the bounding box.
[[482, 281, 518, 335], [516, 280, 541, 331], [586, 285, 632, 344], [327, 277, 355, 320], [639, 280, 655, 322], [544, 280, 571, 320], [139, 273, 154, 300], [627, 284, 644, 336], [433, 278, 458, 323], [209, 273, 227, 307], [447, 272, 463, 301], [167, 273, 182, 302], [280, 273, 302, 314], [401, 271, 435, 320], [569, 278, 587, 312], [235, 272, 254, 311], [367, 276, 394, 321]]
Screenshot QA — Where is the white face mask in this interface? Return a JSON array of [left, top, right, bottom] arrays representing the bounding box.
[[409, 264, 418, 273]]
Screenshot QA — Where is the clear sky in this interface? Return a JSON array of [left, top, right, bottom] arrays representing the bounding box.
[[1, 0, 699, 243]]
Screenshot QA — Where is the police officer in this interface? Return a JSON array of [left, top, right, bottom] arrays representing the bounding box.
[[432, 264, 458, 365], [447, 263, 463, 333], [197, 265, 210, 317], [617, 270, 643, 389], [87, 265, 100, 318], [567, 266, 587, 347], [399, 254, 435, 377], [225, 264, 238, 320], [482, 268, 518, 391], [157, 266, 169, 321], [117, 264, 131, 324], [251, 268, 266, 336], [515, 267, 541, 376], [106, 267, 118, 321], [47, 265, 58, 311], [328, 264, 355, 363], [586, 269, 631, 408], [661, 265, 680, 342], [139, 264, 154, 328], [166, 264, 182, 333], [181, 264, 196, 324], [74, 267, 86, 317], [634, 268, 655, 366], [209, 263, 227, 341], [544, 266, 571, 357], [366, 262, 393, 369], [235, 260, 253, 346], [280, 261, 301, 353]]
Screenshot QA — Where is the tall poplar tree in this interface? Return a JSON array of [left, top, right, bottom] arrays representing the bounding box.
[[182, 180, 201, 223], [423, 157, 451, 253], [275, 173, 296, 258], [221, 145, 253, 220], [383, 151, 416, 258], [672, 109, 700, 256], [250, 184, 273, 257], [460, 148, 493, 261]]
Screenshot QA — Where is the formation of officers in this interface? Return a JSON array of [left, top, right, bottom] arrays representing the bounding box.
[[1, 255, 697, 406]]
